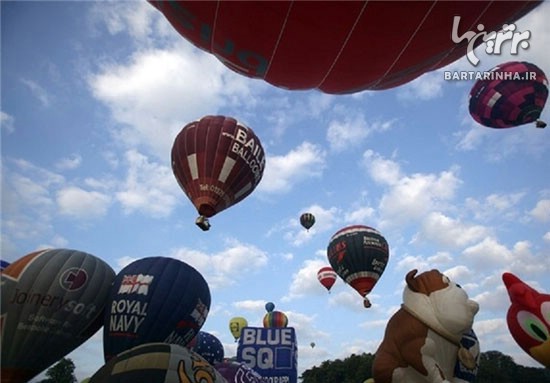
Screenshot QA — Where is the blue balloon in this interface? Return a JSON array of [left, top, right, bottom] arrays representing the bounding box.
[[192, 331, 224, 365], [103, 257, 211, 361], [265, 302, 275, 313]]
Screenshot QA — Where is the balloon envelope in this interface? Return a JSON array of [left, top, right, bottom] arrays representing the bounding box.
[[90, 342, 226, 383], [229, 317, 248, 342], [103, 257, 211, 361], [149, 1, 540, 94], [327, 225, 389, 298], [265, 301, 275, 312], [263, 311, 288, 328], [171, 115, 265, 219], [300, 213, 315, 230], [317, 266, 337, 293], [469, 61, 548, 128], [191, 331, 224, 365], [1, 248, 115, 383]]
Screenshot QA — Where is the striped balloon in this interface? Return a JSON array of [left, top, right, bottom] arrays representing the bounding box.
[[317, 266, 338, 293], [469, 61, 548, 129], [327, 225, 389, 300], [171, 115, 265, 221], [263, 311, 288, 328]]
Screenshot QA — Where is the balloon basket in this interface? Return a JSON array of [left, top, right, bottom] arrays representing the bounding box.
[[195, 216, 211, 231]]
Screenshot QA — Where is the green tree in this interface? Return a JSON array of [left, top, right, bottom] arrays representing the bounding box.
[[38, 358, 77, 383]]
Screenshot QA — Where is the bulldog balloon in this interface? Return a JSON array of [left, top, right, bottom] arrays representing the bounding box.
[[373, 269, 480, 383]]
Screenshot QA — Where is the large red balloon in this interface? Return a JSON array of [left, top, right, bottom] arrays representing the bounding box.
[[149, 1, 540, 94], [171, 115, 265, 222]]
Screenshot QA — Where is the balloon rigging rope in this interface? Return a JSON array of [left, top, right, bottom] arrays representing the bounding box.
[[372, 0, 438, 89], [317, 0, 370, 89], [427, 0, 494, 72], [264, 1, 295, 79]]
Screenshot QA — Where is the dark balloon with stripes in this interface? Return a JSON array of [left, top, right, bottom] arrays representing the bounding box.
[[327, 225, 389, 304]]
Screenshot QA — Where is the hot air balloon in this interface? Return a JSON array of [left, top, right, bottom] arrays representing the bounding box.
[[503, 272, 550, 367], [103, 257, 211, 361], [0, 259, 10, 271], [171, 115, 265, 231], [149, 1, 540, 94], [229, 317, 248, 342], [317, 266, 338, 293], [469, 61, 548, 129], [327, 225, 389, 308], [300, 212, 316, 231], [310, 342, 316, 349], [263, 311, 288, 328], [265, 301, 275, 313], [214, 360, 265, 383], [190, 331, 225, 366], [1, 248, 116, 383], [90, 343, 226, 383]]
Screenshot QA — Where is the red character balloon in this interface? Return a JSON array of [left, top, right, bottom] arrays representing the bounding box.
[[502, 272, 550, 367]]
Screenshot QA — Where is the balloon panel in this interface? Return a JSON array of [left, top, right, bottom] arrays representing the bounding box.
[[171, 115, 265, 218], [90, 343, 226, 383], [103, 257, 211, 361], [263, 311, 288, 328], [1, 249, 115, 383], [327, 225, 389, 297], [469, 61, 548, 128], [149, 1, 540, 94]]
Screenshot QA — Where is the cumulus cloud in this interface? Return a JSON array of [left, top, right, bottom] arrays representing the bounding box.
[[327, 115, 395, 152], [284, 259, 328, 301], [57, 186, 111, 219], [1, 111, 15, 134], [55, 154, 82, 171], [258, 142, 326, 194], [529, 199, 550, 222], [397, 71, 445, 101]]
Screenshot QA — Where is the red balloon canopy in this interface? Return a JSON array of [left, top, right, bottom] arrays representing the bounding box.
[[149, 1, 540, 94], [171, 115, 265, 220]]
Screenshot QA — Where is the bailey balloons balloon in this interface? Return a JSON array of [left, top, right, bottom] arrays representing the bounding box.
[[149, 1, 540, 94], [300, 212, 315, 231], [1, 248, 115, 383], [327, 225, 389, 307], [171, 115, 265, 231], [469, 61, 548, 129], [103, 257, 211, 361], [90, 343, 226, 383], [229, 316, 248, 342], [317, 266, 338, 293]]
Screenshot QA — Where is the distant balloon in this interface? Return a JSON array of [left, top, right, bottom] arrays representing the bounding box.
[[0, 259, 10, 271], [191, 331, 224, 365], [263, 311, 288, 328], [327, 225, 389, 307], [1, 248, 115, 383], [310, 342, 316, 349], [103, 257, 211, 361], [149, 1, 541, 94], [215, 360, 265, 383], [469, 61, 548, 129], [300, 213, 315, 231], [171, 115, 265, 230], [90, 342, 226, 383], [503, 272, 550, 367], [229, 317, 248, 342], [317, 266, 338, 293], [265, 301, 275, 312]]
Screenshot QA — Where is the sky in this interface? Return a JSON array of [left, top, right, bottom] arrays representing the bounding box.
[[1, 1, 550, 382]]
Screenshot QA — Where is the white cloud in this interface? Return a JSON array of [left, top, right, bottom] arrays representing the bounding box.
[[284, 259, 328, 301], [258, 142, 326, 194], [530, 199, 550, 222], [57, 186, 111, 219], [397, 71, 445, 101], [20, 78, 51, 107], [1, 111, 15, 134], [55, 154, 82, 171], [327, 115, 395, 152], [115, 149, 180, 218]]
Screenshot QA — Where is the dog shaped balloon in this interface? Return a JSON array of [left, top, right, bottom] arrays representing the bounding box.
[[373, 269, 479, 383]]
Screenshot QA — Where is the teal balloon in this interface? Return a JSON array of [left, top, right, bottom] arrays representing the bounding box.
[[265, 302, 275, 312], [1, 248, 115, 383]]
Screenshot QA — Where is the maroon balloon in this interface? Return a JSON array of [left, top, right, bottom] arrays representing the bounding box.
[[171, 116, 265, 220], [149, 1, 540, 94]]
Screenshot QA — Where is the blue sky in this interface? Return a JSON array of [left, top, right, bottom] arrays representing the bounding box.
[[2, 1, 549, 381]]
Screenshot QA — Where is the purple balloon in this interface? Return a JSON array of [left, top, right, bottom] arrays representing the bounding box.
[[214, 361, 265, 383]]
